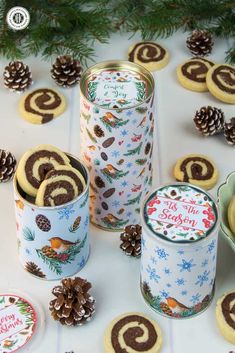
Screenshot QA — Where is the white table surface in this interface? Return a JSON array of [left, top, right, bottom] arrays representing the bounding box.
[[0, 31, 235, 353]]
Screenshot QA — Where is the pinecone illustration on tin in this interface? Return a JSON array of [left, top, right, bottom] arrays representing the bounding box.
[[69, 216, 81, 233], [41, 245, 58, 258], [160, 302, 173, 316], [35, 214, 51, 232], [25, 262, 46, 278], [49, 277, 95, 326]]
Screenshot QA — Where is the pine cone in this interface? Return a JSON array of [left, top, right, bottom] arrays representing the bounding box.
[[224, 118, 235, 145], [41, 246, 57, 258], [25, 262, 46, 278], [4, 61, 32, 92], [49, 277, 95, 326], [35, 214, 51, 232], [193, 106, 225, 136], [0, 149, 16, 183], [51, 55, 82, 88], [120, 224, 142, 257], [186, 30, 214, 56]]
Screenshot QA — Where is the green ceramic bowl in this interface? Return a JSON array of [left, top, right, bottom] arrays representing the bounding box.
[[217, 171, 235, 252]]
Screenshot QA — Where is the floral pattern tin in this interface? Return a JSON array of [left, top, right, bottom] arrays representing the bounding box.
[[80, 61, 155, 230], [13, 155, 90, 280], [140, 183, 219, 319]]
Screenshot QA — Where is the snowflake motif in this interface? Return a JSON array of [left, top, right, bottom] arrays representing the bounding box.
[[190, 293, 201, 304], [132, 170, 138, 175], [111, 150, 120, 158], [126, 162, 133, 168], [79, 256, 86, 268], [127, 211, 132, 217], [207, 240, 216, 254], [154, 246, 169, 260], [141, 238, 146, 250], [121, 180, 128, 187], [177, 258, 196, 272], [151, 256, 157, 265], [163, 267, 171, 275], [175, 278, 186, 286], [58, 205, 75, 220], [166, 283, 172, 288], [160, 290, 169, 299], [181, 290, 187, 296], [126, 110, 133, 117], [127, 143, 132, 148], [146, 265, 160, 283], [132, 118, 137, 125], [112, 200, 120, 208], [195, 270, 210, 287], [25, 248, 31, 255], [84, 215, 89, 228], [121, 129, 128, 136], [201, 259, 208, 267], [212, 254, 216, 261], [177, 249, 184, 255]]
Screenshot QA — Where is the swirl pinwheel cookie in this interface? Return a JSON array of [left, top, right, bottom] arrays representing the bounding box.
[[177, 57, 214, 92], [19, 88, 66, 124], [16, 144, 70, 197], [173, 154, 218, 190], [128, 42, 169, 71], [36, 165, 86, 206], [206, 64, 235, 104], [216, 291, 235, 344], [104, 312, 162, 353]]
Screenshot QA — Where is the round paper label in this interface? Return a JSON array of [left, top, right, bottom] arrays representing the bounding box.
[[0, 294, 37, 353], [85, 69, 148, 108], [144, 184, 217, 242]]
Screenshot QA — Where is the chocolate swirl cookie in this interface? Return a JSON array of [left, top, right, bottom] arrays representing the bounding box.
[[16, 144, 71, 197], [19, 88, 66, 124], [216, 291, 235, 343], [128, 42, 169, 71], [104, 312, 162, 353], [177, 57, 214, 92], [173, 154, 218, 190], [36, 165, 86, 207], [206, 64, 235, 104]]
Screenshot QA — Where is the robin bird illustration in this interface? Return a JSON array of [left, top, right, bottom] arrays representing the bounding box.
[[116, 98, 127, 104], [48, 237, 80, 253], [103, 112, 122, 123], [15, 199, 24, 210], [166, 297, 190, 314], [101, 164, 121, 178], [116, 77, 127, 82], [88, 145, 96, 151], [102, 213, 122, 226]]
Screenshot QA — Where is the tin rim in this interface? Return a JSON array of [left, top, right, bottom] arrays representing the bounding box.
[[80, 60, 155, 111], [13, 153, 90, 210], [141, 182, 220, 247]]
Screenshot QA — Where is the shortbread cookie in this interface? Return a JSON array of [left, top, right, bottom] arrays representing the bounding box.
[[216, 291, 235, 344], [19, 88, 66, 124], [128, 42, 169, 71], [16, 144, 70, 197], [227, 196, 235, 235], [36, 165, 86, 206], [206, 64, 235, 104], [104, 312, 162, 353], [173, 154, 218, 190], [177, 57, 214, 92]]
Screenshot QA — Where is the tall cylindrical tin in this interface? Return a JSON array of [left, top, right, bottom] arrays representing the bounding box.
[[13, 155, 90, 280], [140, 183, 219, 319], [80, 61, 154, 231]]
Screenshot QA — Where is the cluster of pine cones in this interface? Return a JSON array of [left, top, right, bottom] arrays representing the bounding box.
[[194, 106, 235, 145], [3, 55, 82, 92]]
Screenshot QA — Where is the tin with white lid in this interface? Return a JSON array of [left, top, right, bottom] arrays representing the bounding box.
[[140, 183, 219, 319]]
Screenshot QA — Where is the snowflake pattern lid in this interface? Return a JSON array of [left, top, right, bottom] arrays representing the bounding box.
[[143, 184, 218, 243], [81, 61, 154, 109]]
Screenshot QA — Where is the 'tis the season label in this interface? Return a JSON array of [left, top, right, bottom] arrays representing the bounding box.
[[145, 185, 217, 242]]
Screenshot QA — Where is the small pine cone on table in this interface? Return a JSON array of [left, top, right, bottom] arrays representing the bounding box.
[[224, 118, 235, 145], [0, 149, 17, 183], [120, 224, 142, 257], [186, 30, 214, 56], [49, 277, 95, 326], [51, 55, 82, 88], [193, 106, 224, 136], [4, 61, 32, 92]]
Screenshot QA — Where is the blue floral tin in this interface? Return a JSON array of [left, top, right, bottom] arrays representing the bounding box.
[[140, 183, 219, 319], [80, 61, 154, 231], [13, 155, 90, 280]]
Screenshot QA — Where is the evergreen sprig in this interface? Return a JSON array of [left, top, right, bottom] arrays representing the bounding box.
[[0, 0, 234, 64]]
